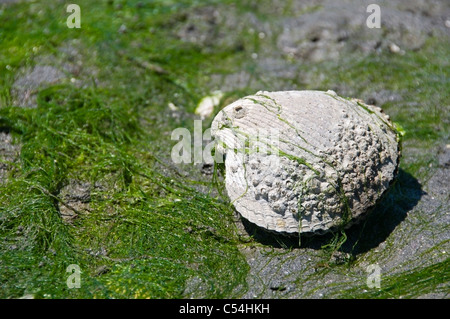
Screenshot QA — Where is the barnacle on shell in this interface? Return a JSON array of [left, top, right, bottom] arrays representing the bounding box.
[[211, 90, 400, 235]]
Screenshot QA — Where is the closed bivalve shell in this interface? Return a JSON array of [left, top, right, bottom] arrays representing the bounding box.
[[211, 90, 400, 235]]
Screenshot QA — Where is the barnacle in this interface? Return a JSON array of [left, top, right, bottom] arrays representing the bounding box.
[[211, 90, 400, 235]]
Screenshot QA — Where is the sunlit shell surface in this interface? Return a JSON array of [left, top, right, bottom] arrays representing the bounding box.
[[211, 90, 400, 234]]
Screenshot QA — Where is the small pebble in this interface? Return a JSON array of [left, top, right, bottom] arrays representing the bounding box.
[[389, 43, 404, 55]]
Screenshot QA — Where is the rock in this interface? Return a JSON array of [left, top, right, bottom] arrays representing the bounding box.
[[211, 90, 400, 234], [389, 43, 405, 55], [195, 91, 223, 119]]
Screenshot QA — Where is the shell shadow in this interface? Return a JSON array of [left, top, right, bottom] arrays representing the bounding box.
[[241, 168, 424, 254]]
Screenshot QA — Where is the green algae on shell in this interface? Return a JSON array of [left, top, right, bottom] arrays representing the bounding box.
[[211, 90, 400, 235]]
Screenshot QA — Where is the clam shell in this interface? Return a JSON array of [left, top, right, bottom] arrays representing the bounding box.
[[211, 90, 400, 234]]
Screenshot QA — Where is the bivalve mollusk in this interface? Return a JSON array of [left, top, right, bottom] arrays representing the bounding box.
[[211, 90, 400, 235]]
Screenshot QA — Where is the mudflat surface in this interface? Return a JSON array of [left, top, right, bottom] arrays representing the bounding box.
[[174, 0, 450, 298], [0, 0, 448, 299]]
